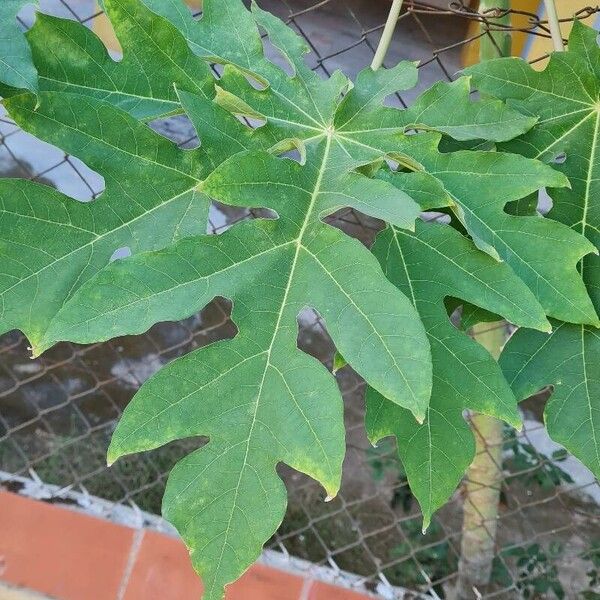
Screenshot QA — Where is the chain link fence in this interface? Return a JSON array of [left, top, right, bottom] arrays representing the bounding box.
[[2, 1, 600, 597]]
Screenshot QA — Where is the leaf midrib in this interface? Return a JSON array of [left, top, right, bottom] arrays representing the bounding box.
[[580, 110, 600, 273], [209, 130, 335, 590], [38, 76, 179, 110]]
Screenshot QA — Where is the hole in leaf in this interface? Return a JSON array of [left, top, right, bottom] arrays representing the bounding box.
[[445, 298, 464, 329], [444, 298, 502, 331], [0, 156, 56, 193], [297, 308, 336, 368], [210, 63, 224, 78], [149, 115, 200, 148], [0, 129, 106, 203], [421, 212, 451, 225], [195, 296, 237, 346], [110, 246, 131, 262], [323, 208, 383, 247], [283, 148, 303, 163], [270, 139, 306, 163], [242, 115, 268, 128], [207, 202, 278, 234], [383, 93, 407, 110], [242, 71, 268, 91], [214, 86, 267, 126], [519, 385, 554, 423], [261, 33, 295, 76], [538, 188, 553, 215], [386, 157, 401, 171]]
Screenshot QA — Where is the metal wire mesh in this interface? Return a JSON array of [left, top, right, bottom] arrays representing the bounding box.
[[2, 1, 600, 598]]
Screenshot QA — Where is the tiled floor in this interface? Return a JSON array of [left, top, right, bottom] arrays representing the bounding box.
[[0, 492, 374, 600]]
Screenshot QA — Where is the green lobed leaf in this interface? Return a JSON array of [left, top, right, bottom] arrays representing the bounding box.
[[0, 0, 37, 93], [26, 0, 214, 119], [501, 322, 600, 477], [366, 220, 549, 526], [466, 20, 600, 314], [0, 84, 263, 348], [0, 4, 441, 591], [177, 2, 595, 326], [1, 1, 598, 597], [41, 142, 434, 598], [472, 22, 600, 480]]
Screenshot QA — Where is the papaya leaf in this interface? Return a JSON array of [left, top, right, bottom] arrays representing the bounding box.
[[26, 0, 214, 119], [0, 86, 261, 347], [470, 22, 600, 479], [366, 220, 549, 526], [38, 195, 431, 598], [0, 0, 37, 93], [0, 3, 433, 595], [501, 322, 600, 477], [466, 20, 600, 314], [160, 0, 594, 326], [35, 139, 435, 599], [0, 1, 596, 597]]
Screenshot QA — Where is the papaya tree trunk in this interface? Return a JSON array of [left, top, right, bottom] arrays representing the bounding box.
[[455, 322, 506, 598], [454, 2, 510, 597]]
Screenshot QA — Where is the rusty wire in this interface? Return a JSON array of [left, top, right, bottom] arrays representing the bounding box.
[[1, 1, 600, 598]]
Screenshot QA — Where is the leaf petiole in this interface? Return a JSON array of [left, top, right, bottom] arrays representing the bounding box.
[[543, 0, 565, 52], [371, 0, 404, 71]]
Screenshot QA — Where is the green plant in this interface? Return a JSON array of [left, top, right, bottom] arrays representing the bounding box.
[[492, 542, 565, 599], [387, 518, 457, 597], [0, 1, 598, 598], [503, 429, 573, 492], [467, 19, 600, 484], [583, 541, 600, 598]]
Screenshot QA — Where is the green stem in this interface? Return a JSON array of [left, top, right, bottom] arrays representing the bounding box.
[[479, 0, 512, 60], [543, 0, 565, 51], [371, 0, 404, 71]]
